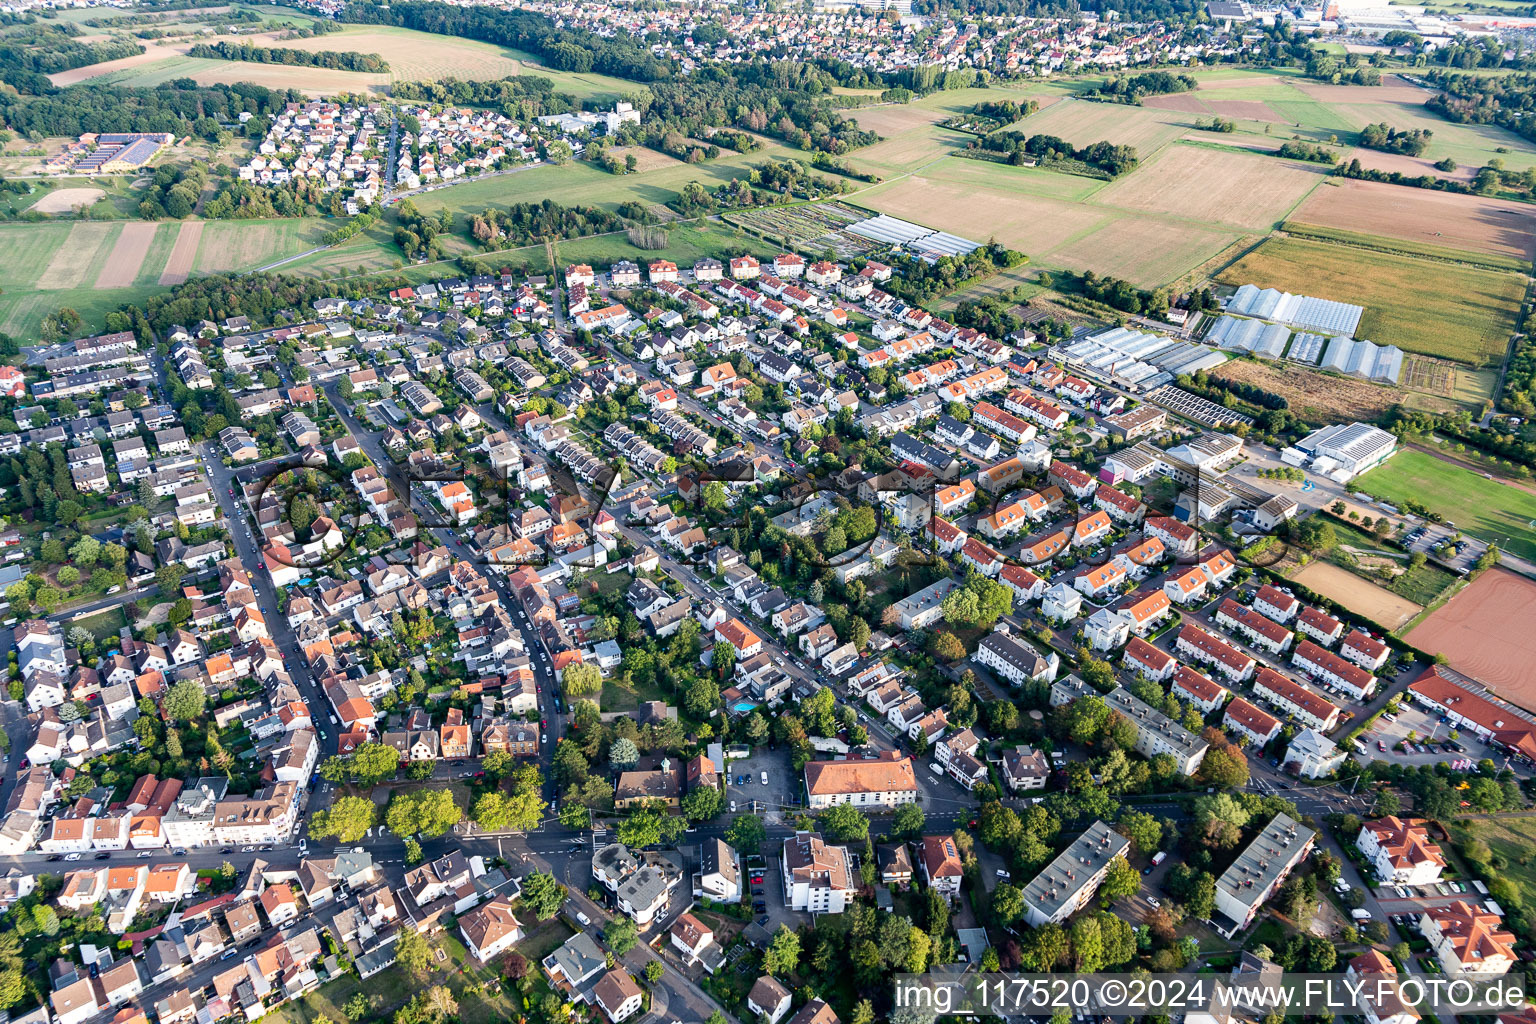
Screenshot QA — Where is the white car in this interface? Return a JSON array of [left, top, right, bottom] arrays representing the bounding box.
[[64, 853, 82, 861], [1146, 896, 1161, 908]]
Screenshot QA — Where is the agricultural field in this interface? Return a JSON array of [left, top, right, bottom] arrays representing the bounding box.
[[50, 22, 636, 99], [1406, 567, 1536, 693], [1216, 236, 1525, 366], [1356, 448, 1536, 560], [1290, 178, 1536, 261], [1093, 143, 1327, 231], [1210, 358, 1462, 422], [0, 214, 336, 338], [1044, 216, 1240, 289], [189, 219, 333, 274], [273, 25, 533, 83], [1007, 97, 1192, 155], [409, 141, 813, 220]]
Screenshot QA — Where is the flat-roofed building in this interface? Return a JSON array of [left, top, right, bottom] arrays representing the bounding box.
[[1051, 675, 1207, 776], [1021, 820, 1130, 927], [1211, 813, 1315, 937]]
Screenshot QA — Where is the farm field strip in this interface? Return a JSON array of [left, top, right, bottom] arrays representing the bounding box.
[[134, 223, 182, 288], [95, 221, 159, 289], [160, 222, 204, 285], [1289, 178, 1536, 261], [37, 222, 120, 290], [1092, 143, 1329, 231]]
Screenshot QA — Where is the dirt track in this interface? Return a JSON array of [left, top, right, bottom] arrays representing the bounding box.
[[1291, 561, 1420, 629]]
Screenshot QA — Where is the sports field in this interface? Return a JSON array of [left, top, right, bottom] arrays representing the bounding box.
[[1290, 561, 1421, 630], [1216, 236, 1525, 366], [1356, 449, 1536, 561], [1405, 568, 1536, 694], [1291, 178, 1536, 261]]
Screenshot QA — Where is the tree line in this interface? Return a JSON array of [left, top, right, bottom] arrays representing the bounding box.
[[963, 131, 1140, 178], [1084, 70, 1197, 103], [0, 79, 297, 139], [0, 22, 142, 84], [339, 0, 672, 80], [1427, 70, 1536, 145], [187, 40, 389, 72]]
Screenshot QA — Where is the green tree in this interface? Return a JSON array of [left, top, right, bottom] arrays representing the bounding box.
[[162, 678, 206, 721], [992, 883, 1024, 924], [386, 789, 463, 838], [893, 802, 926, 836], [606, 916, 638, 955], [396, 928, 431, 974], [308, 796, 378, 843], [682, 785, 724, 821], [349, 742, 402, 784], [609, 737, 640, 771], [818, 802, 869, 842], [764, 925, 801, 975], [725, 813, 767, 852], [561, 661, 603, 698], [520, 871, 566, 919], [1116, 810, 1164, 857], [1099, 855, 1139, 903], [482, 750, 514, 781]]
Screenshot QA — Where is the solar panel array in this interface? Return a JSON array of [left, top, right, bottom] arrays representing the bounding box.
[[1227, 283, 1363, 337], [1206, 315, 1289, 359]]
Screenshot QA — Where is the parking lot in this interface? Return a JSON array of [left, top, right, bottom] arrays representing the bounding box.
[[724, 749, 801, 824], [1357, 702, 1495, 768]]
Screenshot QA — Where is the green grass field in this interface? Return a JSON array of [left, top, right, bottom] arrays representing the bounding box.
[[1217, 236, 1525, 367], [1326, 519, 1459, 605], [1464, 817, 1536, 900], [1356, 448, 1536, 561]]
